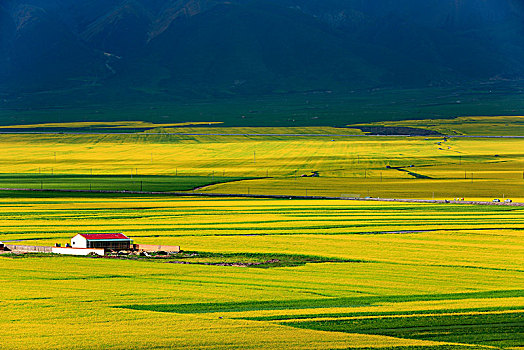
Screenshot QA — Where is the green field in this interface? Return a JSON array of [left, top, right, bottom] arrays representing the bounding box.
[[0, 174, 250, 192], [285, 312, 523, 348], [0, 124, 523, 349], [2, 85, 523, 128]]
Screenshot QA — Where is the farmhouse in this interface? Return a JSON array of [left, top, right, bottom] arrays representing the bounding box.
[[71, 233, 132, 251]]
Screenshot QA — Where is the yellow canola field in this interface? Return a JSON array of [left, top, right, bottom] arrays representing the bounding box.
[[0, 132, 523, 200], [0, 120, 224, 129], [0, 196, 523, 349], [0, 130, 523, 348], [0, 256, 445, 350], [1, 197, 523, 270]]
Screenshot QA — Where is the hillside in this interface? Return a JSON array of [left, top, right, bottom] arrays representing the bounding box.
[[0, 0, 523, 125]]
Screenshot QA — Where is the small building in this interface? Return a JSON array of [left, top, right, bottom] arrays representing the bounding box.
[[0, 241, 5, 251], [71, 233, 132, 251]]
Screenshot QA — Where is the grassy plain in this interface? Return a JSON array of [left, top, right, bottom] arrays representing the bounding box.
[[2, 84, 523, 127], [0, 196, 523, 349]]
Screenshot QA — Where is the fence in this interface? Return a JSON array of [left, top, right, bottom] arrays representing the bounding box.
[[135, 244, 181, 252], [5, 245, 52, 253]]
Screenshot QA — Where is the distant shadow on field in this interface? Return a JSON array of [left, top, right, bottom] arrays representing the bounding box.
[[116, 290, 522, 314]]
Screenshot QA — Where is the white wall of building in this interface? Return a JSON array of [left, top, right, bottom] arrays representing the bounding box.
[[52, 247, 104, 256], [71, 234, 88, 248]]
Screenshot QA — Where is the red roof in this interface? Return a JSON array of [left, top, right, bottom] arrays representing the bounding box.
[[78, 233, 130, 240]]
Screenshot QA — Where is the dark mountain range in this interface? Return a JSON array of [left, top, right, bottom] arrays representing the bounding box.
[[0, 0, 523, 125]]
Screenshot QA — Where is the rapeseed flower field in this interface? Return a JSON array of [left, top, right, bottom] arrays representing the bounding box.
[[0, 131, 523, 200], [0, 196, 523, 349], [0, 129, 522, 349]]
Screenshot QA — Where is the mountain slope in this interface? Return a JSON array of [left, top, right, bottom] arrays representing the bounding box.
[[3, 2, 109, 91], [80, 0, 152, 57], [143, 1, 386, 95], [0, 0, 523, 124]]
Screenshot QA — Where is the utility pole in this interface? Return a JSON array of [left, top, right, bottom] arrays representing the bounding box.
[[253, 150, 256, 164]]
